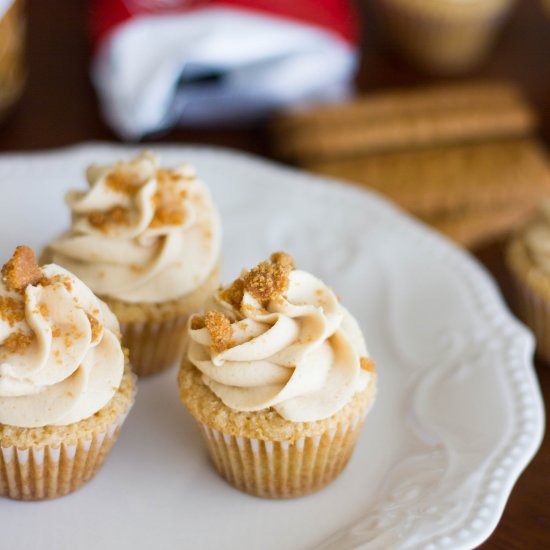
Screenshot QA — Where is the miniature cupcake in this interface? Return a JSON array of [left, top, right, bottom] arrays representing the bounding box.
[[507, 200, 550, 362], [44, 151, 221, 376], [0, 246, 135, 500], [374, 0, 515, 74], [178, 252, 377, 498]]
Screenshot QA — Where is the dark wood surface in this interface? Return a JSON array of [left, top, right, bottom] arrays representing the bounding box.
[[1, 1, 548, 548]]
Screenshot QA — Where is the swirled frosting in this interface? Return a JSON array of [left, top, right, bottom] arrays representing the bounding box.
[[522, 200, 550, 274], [186, 253, 375, 422], [0, 246, 124, 428], [45, 151, 221, 303]]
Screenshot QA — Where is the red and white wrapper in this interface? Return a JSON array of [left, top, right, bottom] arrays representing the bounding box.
[[90, 0, 359, 138]]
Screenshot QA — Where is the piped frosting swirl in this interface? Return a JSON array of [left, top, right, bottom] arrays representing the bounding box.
[[187, 253, 375, 423], [45, 151, 221, 303], [0, 246, 124, 428]]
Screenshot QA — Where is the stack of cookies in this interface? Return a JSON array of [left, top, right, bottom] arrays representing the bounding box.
[[271, 81, 550, 248]]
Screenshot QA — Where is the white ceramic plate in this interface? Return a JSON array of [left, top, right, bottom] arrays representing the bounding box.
[[0, 144, 544, 550]]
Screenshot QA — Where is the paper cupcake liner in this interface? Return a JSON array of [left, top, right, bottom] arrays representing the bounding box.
[[374, 0, 513, 73], [198, 413, 367, 499], [0, 412, 129, 501], [121, 315, 188, 377], [512, 274, 550, 364]]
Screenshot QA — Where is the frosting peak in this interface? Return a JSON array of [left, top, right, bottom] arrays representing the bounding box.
[[46, 152, 221, 303], [187, 253, 374, 423], [0, 246, 124, 428]]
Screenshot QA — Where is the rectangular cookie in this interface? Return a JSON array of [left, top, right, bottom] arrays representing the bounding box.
[[423, 201, 537, 248], [303, 139, 550, 218], [272, 81, 536, 161]]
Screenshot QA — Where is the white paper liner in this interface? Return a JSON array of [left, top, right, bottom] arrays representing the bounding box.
[[198, 413, 366, 498], [0, 412, 129, 501], [121, 315, 188, 377]]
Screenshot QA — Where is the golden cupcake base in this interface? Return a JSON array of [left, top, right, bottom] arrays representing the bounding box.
[[0, 366, 135, 501], [0, 415, 126, 500], [179, 358, 376, 498], [200, 414, 366, 499]]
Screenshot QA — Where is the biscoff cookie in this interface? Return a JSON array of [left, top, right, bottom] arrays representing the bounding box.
[[272, 82, 536, 161], [304, 139, 550, 219], [424, 202, 536, 248]]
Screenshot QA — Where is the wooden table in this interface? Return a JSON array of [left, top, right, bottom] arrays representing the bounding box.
[[1, 1, 548, 548]]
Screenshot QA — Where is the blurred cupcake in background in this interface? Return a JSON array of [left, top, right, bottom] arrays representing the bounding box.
[[0, 246, 135, 500], [373, 0, 516, 74], [507, 200, 550, 363], [43, 152, 221, 377], [178, 252, 377, 498]]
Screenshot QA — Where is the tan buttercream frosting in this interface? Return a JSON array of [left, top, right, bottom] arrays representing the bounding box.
[[0, 246, 124, 428], [46, 151, 221, 303], [186, 253, 375, 423]]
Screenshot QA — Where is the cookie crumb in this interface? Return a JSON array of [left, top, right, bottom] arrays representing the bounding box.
[[85, 312, 103, 343], [88, 206, 130, 232], [360, 357, 376, 373], [1, 246, 43, 292], [2, 331, 33, 354], [204, 311, 232, 354], [270, 251, 295, 270], [243, 255, 293, 305], [190, 315, 206, 330], [219, 278, 245, 309], [105, 171, 141, 195], [0, 296, 25, 327]]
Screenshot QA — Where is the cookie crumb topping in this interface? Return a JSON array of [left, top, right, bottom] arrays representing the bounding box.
[[85, 312, 103, 344], [2, 331, 33, 354], [193, 311, 233, 354], [1, 246, 42, 292], [220, 252, 295, 309], [88, 206, 131, 232], [360, 357, 376, 373]]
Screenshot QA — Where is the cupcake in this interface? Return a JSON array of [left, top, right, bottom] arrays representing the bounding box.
[[43, 151, 221, 377], [374, 0, 515, 74], [0, 246, 135, 500], [507, 200, 550, 362], [178, 252, 377, 498]]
